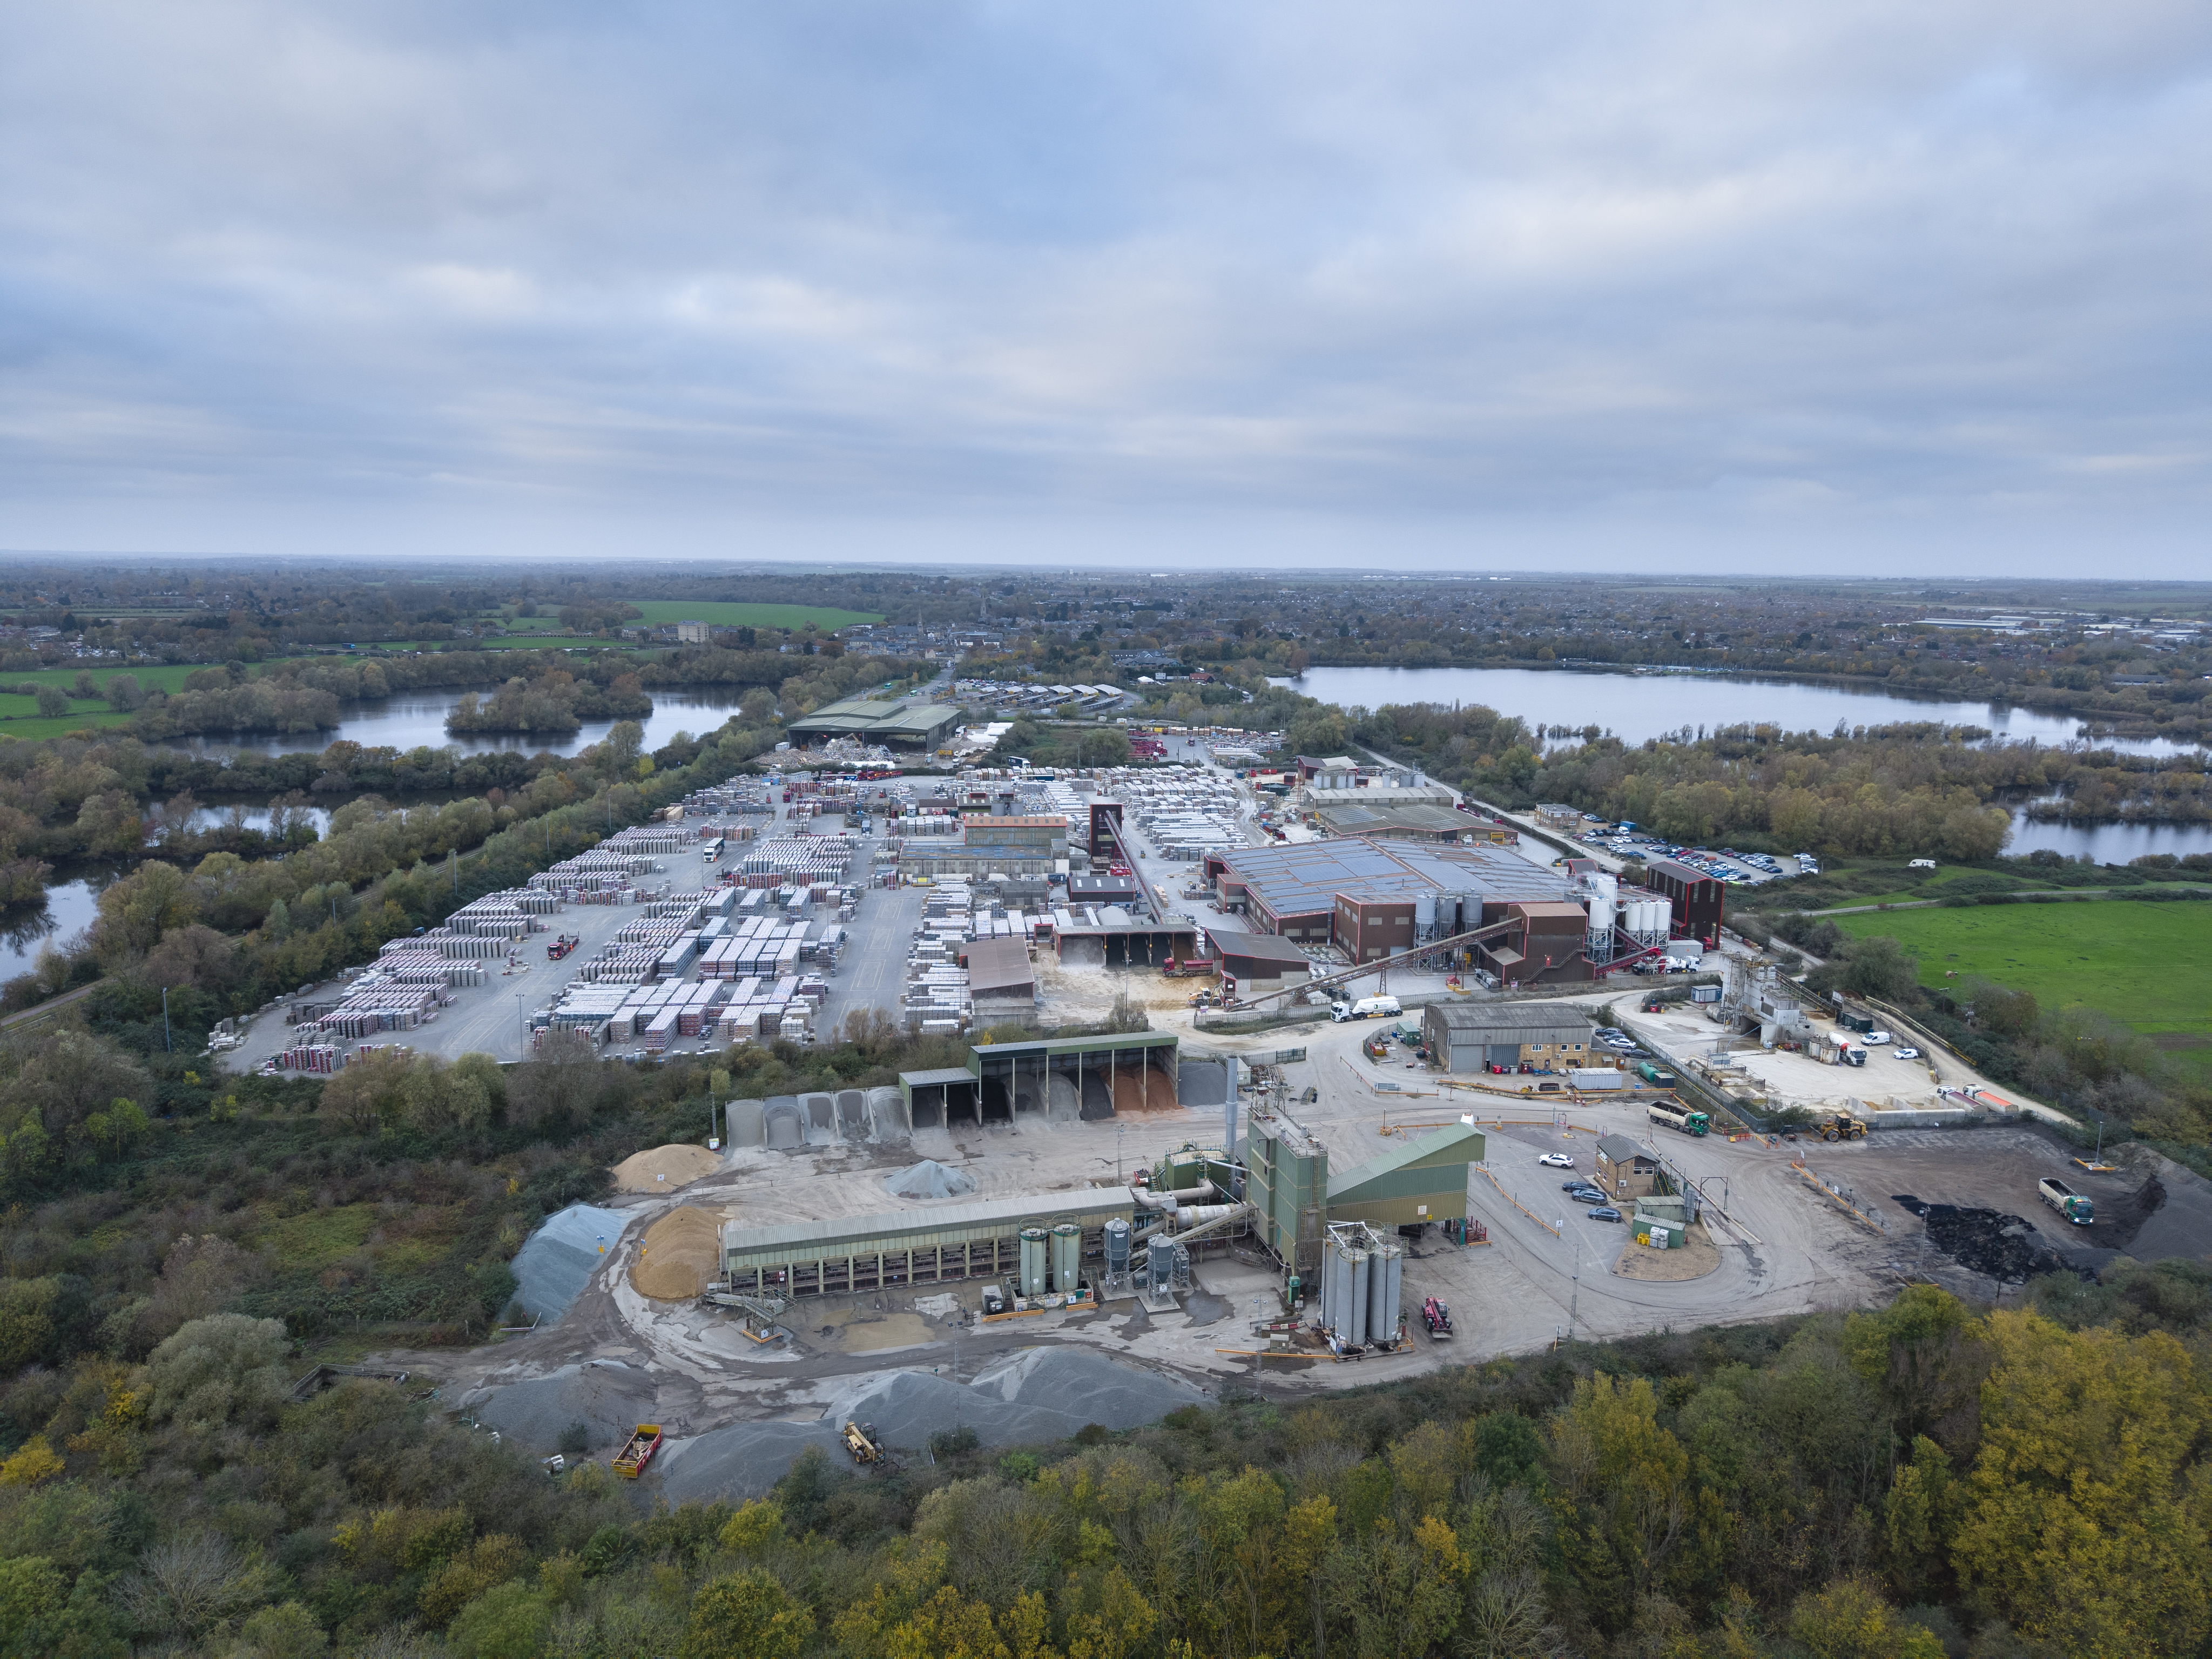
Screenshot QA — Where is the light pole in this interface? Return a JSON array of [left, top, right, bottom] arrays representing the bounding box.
[[516, 992, 527, 1059]]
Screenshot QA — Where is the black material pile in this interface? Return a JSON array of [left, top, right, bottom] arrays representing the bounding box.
[[1892, 1195, 2066, 1284]]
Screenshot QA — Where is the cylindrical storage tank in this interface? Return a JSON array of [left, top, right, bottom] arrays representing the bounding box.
[[1587, 895, 1614, 934], [1369, 1244, 1402, 1345], [1413, 893, 1436, 936], [1019, 1229, 1049, 1299], [1344, 1249, 1370, 1346], [1103, 1218, 1131, 1277], [1595, 872, 1618, 905], [1321, 1241, 1346, 1331], [1051, 1223, 1082, 1292], [1385, 1249, 1404, 1340]]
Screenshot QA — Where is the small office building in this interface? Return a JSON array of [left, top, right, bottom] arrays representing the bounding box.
[[1594, 1135, 1662, 1201]]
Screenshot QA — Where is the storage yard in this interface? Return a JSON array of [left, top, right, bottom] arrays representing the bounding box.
[[299, 747, 2212, 1507]]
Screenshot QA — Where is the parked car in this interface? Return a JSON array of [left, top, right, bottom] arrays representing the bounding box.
[[1539, 1152, 1575, 1169], [1567, 1186, 1608, 1203], [1561, 1179, 1599, 1193], [1864, 1028, 1894, 1046], [1893, 1046, 1921, 1060], [1586, 1206, 1624, 1223]]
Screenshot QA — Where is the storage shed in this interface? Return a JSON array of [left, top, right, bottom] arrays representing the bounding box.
[[1326, 1122, 1486, 1230]]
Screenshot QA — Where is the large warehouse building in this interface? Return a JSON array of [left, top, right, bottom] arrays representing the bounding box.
[[785, 694, 962, 750], [1203, 837, 1595, 983]]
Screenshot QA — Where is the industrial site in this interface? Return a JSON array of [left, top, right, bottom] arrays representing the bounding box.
[[315, 743, 2212, 1502]]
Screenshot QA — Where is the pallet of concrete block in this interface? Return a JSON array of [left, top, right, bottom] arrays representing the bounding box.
[[372, 949, 487, 989], [657, 934, 700, 977], [582, 948, 662, 984], [549, 984, 631, 1028], [279, 1043, 345, 1073], [642, 1007, 680, 1051]]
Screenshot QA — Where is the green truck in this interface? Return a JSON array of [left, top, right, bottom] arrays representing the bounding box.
[[1647, 1101, 1709, 1137], [1634, 1060, 1677, 1088]]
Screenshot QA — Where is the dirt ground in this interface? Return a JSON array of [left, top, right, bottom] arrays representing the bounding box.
[[1613, 1221, 1721, 1281], [612, 1144, 725, 1193]]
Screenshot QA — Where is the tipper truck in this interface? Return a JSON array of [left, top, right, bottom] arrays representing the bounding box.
[[2038, 1178, 2094, 1226]]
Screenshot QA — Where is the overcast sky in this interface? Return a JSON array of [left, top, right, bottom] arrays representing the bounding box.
[[3, 1, 2210, 574]]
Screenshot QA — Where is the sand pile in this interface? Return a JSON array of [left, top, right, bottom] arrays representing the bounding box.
[[883, 1160, 977, 1200], [655, 1348, 1209, 1502], [1111, 1067, 1179, 1114], [632, 1206, 724, 1300], [511, 1204, 630, 1321], [612, 1143, 724, 1193]]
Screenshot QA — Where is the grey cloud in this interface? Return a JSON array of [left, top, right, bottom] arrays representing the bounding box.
[[2, 0, 2209, 570]]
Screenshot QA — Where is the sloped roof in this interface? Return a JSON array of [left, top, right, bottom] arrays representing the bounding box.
[[1328, 1122, 1487, 1207]]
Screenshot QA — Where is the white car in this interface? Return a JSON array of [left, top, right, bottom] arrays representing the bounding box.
[[1538, 1152, 1576, 1169], [1894, 1046, 1921, 1061]]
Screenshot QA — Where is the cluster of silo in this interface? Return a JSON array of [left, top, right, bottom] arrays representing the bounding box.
[[1583, 873, 1618, 965], [1017, 1223, 1090, 1299], [1321, 1224, 1405, 1349], [1623, 896, 1671, 949]]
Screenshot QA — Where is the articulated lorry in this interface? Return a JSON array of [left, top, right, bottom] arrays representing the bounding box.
[[2038, 1177, 2094, 1226], [1647, 1101, 1710, 1137]]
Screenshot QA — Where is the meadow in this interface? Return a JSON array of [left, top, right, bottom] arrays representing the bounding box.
[[622, 598, 884, 630], [1834, 897, 2212, 1076]]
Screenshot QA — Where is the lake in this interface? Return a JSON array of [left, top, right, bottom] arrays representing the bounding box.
[[1276, 664, 2212, 862], [0, 875, 107, 986], [1277, 664, 2206, 756], [172, 686, 753, 762]]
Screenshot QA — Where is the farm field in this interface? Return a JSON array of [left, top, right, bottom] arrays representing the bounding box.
[[622, 599, 884, 631], [1834, 899, 2212, 1078]]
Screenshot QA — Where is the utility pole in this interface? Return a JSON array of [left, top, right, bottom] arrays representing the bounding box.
[[162, 988, 171, 1053]]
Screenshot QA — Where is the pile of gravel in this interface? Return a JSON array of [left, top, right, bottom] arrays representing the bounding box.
[[655, 1347, 1208, 1502], [463, 1359, 659, 1454], [511, 1204, 631, 1321], [883, 1160, 977, 1200]]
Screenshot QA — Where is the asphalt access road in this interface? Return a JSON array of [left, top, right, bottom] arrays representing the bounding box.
[[816, 875, 927, 1039]]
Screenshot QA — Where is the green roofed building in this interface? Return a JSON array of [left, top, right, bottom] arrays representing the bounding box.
[[1326, 1121, 1486, 1230], [785, 695, 961, 750]]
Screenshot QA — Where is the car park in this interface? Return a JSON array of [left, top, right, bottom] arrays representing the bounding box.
[[1539, 1152, 1575, 1168]]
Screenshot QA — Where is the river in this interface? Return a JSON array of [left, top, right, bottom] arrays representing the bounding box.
[[1276, 664, 2205, 755], [1277, 664, 2212, 863], [171, 686, 754, 762]]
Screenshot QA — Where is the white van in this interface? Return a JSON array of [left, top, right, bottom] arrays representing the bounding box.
[[1331, 995, 1402, 1023]]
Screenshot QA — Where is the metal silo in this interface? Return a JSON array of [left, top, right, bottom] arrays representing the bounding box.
[[1019, 1228, 1049, 1298], [1344, 1249, 1370, 1345], [1413, 892, 1437, 939], [1103, 1218, 1131, 1278], [1051, 1223, 1082, 1292], [1368, 1244, 1402, 1346]]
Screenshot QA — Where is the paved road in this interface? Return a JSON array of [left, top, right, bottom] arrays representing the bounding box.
[[816, 876, 926, 1039]]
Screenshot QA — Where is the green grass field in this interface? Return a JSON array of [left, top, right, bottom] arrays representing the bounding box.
[[622, 599, 884, 631], [1834, 901, 2212, 1077]]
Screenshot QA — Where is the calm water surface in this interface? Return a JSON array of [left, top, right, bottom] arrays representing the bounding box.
[[174, 687, 752, 761], [1279, 664, 2205, 756]]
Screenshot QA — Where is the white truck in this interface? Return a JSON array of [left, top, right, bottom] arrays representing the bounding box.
[[1822, 1029, 1866, 1067], [2038, 1177, 2094, 1226], [1331, 994, 1402, 1023]]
